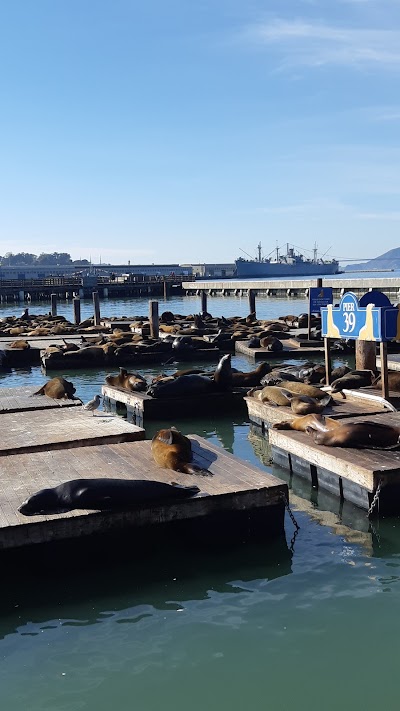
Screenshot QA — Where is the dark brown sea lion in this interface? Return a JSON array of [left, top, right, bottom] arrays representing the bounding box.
[[151, 428, 213, 476], [273, 413, 340, 432], [373, 372, 400, 392], [259, 336, 283, 351], [147, 374, 216, 398], [231, 362, 271, 387], [19, 478, 200, 515], [213, 354, 232, 389], [290, 394, 332, 415], [330, 370, 375, 396], [306, 421, 400, 449], [32, 376, 76, 399], [105, 368, 147, 392]]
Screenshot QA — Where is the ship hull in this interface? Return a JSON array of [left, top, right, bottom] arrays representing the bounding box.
[[235, 261, 340, 278]]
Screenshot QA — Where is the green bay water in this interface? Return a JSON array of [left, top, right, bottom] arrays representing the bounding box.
[[1, 294, 400, 710]]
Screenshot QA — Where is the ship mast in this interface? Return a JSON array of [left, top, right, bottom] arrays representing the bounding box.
[[257, 242, 262, 262], [313, 243, 318, 263]]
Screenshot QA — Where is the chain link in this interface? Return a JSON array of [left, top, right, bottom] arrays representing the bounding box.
[[281, 492, 300, 553], [367, 479, 382, 518]]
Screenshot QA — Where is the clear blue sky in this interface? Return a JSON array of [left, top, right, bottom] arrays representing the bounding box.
[[1, 0, 400, 265]]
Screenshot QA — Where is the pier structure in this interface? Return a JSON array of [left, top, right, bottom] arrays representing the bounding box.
[[183, 277, 400, 302]]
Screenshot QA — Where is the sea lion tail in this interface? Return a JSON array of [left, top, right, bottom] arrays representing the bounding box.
[[179, 463, 214, 477]]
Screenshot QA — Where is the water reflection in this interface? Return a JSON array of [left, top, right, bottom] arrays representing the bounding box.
[[0, 533, 292, 640]]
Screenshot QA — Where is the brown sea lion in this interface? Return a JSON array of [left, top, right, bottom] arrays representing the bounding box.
[[32, 376, 76, 399], [273, 413, 341, 432], [151, 428, 213, 476], [373, 372, 400, 392], [9, 339, 30, 349], [105, 368, 147, 392], [307, 420, 400, 449], [259, 336, 283, 351], [290, 394, 332, 415], [278, 381, 327, 399], [213, 354, 232, 389], [249, 386, 294, 406]]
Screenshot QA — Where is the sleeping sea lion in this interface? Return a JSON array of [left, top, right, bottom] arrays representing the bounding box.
[[306, 420, 400, 449], [273, 413, 341, 432], [151, 428, 213, 476], [259, 336, 283, 351], [105, 368, 147, 392], [278, 381, 327, 399], [290, 394, 332, 415], [9, 339, 30, 349], [373, 372, 400, 392], [19, 478, 200, 515], [249, 386, 294, 406], [32, 376, 76, 400], [231, 362, 271, 387], [330, 370, 375, 395], [147, 374, 216, 398]]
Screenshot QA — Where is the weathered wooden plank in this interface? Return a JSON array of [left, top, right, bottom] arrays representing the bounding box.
[[0, 408, 144, 456], [0, 385, 81, 413], [235, 340, 325, 360], [0, 437, 288, 549]]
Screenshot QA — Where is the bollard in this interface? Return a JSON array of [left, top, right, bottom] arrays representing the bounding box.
[[93, 291, 101, 327], [149, 300, 159, 339], [73, 297, 81, 325]]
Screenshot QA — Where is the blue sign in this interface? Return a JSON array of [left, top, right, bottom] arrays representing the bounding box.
[[309, 287, 333, 314], [321, 291, 400, 341]]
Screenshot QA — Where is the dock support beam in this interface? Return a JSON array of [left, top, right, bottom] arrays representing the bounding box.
[[93, 291, 101, 327], [355, 341, 376, 373], [149, 300, 159, 339], [73, 297, 81, 325], [163, 277, 168, 300], [50, 293, 57, 317]]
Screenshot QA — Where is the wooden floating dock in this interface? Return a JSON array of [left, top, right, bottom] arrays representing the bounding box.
[[235, 339, 325, 360], [0, 408, 144, 456], [0, 436, 288, 550], [0, 385, 81, 413], [269, 411, 400, 512], [0, 334, 105, 367], [102, 384, 248, 426], [245, 388, 399, 431]]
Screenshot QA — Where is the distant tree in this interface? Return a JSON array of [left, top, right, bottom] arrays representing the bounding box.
[[72, 259, 90, 265], [36, 252, 72, 265]]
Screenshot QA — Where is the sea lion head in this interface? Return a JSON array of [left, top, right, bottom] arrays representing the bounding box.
[[19, 488, 59, 516]]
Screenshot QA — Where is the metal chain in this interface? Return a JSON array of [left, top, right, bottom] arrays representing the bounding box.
[[367, 479, 382, 518]]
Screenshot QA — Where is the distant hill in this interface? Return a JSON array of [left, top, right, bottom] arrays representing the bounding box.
[[344, 247, 400, 272]]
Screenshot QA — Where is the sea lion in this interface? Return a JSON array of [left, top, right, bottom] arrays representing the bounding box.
[[9, 339, 30, 349], [147, 374, 216, 398], [373, 372, 400, 392], [259, 336, 283, 351], [105, 368, 147, 392], [307, 420, 400, 449], [151, 428, 213, 476], [19, 478, 200, 515], [330, 370, 375, 396], [249, 386, 294, 406], [32, 376, 76, 400], [213, 353, 232, 389], [231, 362, 271, 387], [330, 365, 351, 382], [273, 413, 341, 432], [290, 394, 332, 415], [278, 381, 327, 399]]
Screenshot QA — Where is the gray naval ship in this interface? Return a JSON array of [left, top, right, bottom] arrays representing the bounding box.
[[235, 243, 340, 278]]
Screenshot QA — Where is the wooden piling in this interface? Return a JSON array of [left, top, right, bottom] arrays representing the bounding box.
[[163, 277, 167, 300], [93, 291, 101, 327], [201, 291, 207, 316], [248, 289, 256, 316], [73, 297, 81, 325], [355, 341, 376, 373], [50, 293, 57, 317], [149, 300, 159, 339]]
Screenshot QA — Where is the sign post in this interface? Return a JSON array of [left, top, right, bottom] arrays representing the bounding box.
[[308, 281, 333, 340], [321, 291, 400, 401]]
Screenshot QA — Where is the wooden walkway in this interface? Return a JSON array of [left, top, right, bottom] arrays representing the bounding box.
[[235, 340, 325, 360], [0, 385, 81, 413], [269, 411, 400, 512], [0, 436, 287, 549], [102, 384, 248, 426], [0, 408, 144, 456]]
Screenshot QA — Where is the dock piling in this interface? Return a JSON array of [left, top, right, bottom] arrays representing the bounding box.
[[149, 300, 159, 339], [50, 293, 57, 317], [93, 291, 101, 327], [248, 289, 256, 316], [200, 291, 207, 316], [73, 297, 81, 325]]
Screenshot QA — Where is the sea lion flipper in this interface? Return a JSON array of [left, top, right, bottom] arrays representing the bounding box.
[[179, 463, 214, 477]]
